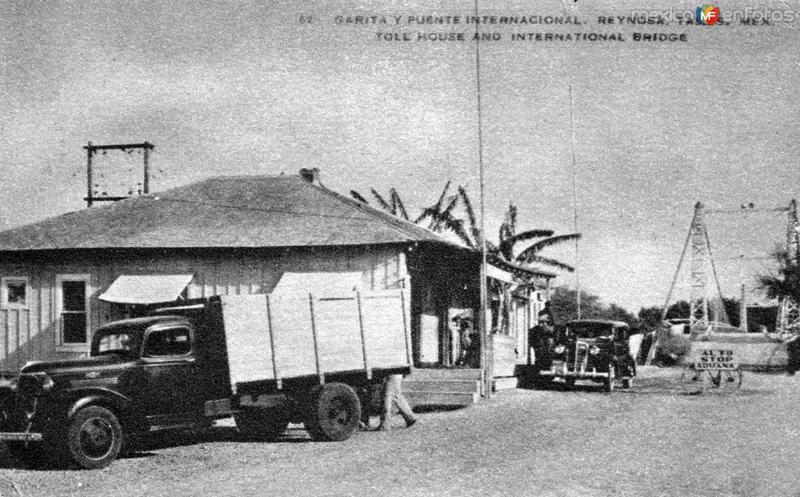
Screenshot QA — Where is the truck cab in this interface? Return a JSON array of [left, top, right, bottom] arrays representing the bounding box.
[[0, 305, 232, 469]]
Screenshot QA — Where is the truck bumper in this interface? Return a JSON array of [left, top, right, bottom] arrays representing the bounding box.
[[0, 432, 43, 442]]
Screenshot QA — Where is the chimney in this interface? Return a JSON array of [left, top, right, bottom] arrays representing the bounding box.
[[299, 168, 320, 184]]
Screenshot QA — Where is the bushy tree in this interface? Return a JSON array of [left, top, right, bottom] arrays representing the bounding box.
[[637, 306, 664, 332], [759, 249, 800, 303], [549, 286, 636, 325]]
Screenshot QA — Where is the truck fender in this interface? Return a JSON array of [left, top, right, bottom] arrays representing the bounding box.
[[66, 390, 134, 423]]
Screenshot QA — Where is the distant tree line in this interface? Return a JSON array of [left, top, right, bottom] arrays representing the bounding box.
[[548, 286, 745, 334]]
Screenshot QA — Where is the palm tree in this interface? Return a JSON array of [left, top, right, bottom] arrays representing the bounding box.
[[351, 182, 464, 237], [454, 189, 581, 274], [353, 184, 581, 274], [497, 202, 581, 273]]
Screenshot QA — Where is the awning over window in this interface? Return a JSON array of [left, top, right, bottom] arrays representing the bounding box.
[[99, 274, 194, 305], [271, 272, 363, 294], [486, 264, 514, 284]]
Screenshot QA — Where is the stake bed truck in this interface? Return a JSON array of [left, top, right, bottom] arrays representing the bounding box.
[[0, 290, 412, 469]]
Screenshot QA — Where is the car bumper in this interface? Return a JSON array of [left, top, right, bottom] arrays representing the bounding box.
[[540, 361, 611, 379]]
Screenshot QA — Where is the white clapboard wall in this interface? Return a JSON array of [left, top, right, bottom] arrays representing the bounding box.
[[221, 290, 410, 387]]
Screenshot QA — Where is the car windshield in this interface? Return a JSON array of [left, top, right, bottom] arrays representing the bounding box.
[[93, 332, 139, 357], [567, 323, 615, 339]]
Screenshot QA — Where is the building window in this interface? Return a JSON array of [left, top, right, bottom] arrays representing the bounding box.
[[1, 277, 29, 308], [56, 275, 91, 347]]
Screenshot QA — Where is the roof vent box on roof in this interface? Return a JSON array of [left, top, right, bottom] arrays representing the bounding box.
[[299, 168, 320, 184]]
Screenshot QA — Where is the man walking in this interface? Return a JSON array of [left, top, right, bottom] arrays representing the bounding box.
[[376, 374, 417, 431]]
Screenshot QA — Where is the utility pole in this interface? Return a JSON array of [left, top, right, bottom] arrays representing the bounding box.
[[777, 199, 799, 332]]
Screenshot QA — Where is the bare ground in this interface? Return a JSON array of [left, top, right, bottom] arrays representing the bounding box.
[[0, 367, 798, 497]]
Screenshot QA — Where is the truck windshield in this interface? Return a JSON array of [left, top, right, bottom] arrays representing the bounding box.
[[93, 333, 139, 357]]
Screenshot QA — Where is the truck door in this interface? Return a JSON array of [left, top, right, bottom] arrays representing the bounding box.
[[141, 324, 202, 427]]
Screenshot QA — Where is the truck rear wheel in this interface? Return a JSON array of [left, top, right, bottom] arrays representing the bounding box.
[[235, 408, 289, 441], [66, 406, 122, 469], [305, 383, 361, 442]]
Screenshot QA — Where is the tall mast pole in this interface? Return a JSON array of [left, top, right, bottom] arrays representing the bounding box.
[[569, 84, 580, 319], [473, 0, 491, 399]]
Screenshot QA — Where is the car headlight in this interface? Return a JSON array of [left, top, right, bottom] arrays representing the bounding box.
[[553, 344, 565, 354], [589, 346, 600, 355]]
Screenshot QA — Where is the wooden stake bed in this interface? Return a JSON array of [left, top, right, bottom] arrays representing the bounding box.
[[220, 290, 412, 391]]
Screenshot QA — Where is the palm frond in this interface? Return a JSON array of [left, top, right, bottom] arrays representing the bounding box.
[[517, 254, 575, 272], [432, 180, 453, 213], [457, 186, 482, 245], [506, 203, 517, 234], [413, 207, 437, 228], [438, 214, 475, 249], [442, 193, 460, 215], [499, 229, 555, 261], [390, 189, 409, 221], [371, 189, 392, 213], [350, 190, 368, 204], [521, 233, 581, 254]]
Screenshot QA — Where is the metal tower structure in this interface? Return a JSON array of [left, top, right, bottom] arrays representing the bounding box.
[[662, 201, 728, 329], [777, 199, 799, 332], [689, 202, 711, 329]]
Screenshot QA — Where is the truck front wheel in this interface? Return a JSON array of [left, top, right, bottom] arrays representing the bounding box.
[[305, 383, 361, 442], [235, 408, 289, 441], [66, 406, 122, 469]]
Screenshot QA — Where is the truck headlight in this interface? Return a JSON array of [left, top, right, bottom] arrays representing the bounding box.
[[40, 374, 54, 392], [589, 346, 600, 355], [553, 344, 565, 354], [18, 373, 54, 394]]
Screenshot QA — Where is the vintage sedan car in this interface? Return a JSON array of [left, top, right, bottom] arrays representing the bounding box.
[[538, 319, 636, 392]]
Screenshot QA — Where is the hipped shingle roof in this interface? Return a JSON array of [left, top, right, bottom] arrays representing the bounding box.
[[0, 175, 458, 251]]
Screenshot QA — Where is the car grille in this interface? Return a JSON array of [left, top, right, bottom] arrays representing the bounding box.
[[567, 341, 590, 373]]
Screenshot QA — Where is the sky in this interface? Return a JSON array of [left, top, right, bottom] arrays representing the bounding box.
[[1, 0, 798, 312]]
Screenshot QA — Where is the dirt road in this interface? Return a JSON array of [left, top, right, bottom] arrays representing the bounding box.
[[0, 368, 798, 497]]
